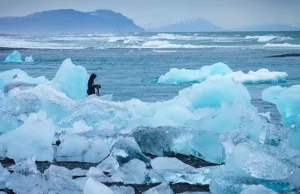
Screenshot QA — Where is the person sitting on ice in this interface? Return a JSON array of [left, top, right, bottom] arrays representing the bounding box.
[[87, 73, 101, 96]]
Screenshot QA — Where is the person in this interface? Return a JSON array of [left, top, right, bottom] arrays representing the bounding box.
[[87, 73, 101, 96]]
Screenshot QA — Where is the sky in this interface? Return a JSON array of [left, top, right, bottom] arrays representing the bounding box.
[[1, 0, 300, 29]]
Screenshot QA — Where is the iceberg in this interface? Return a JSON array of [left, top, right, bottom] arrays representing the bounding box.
[[157, 62, 232, 84], [150, 157, 193, 170], [262, 85, 300, 127], [157, 62, 287, 84], [4, 51, 22, 63], [24, 56, 34, 63], [50, 58, 89, 100]]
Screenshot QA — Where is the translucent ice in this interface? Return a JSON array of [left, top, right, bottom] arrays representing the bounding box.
[[0, 164, 9, 189], [0, 111, 55, 161], [131, 126, 192, 156], [158, 62, 287, 84], [150, 157, 193, 170], [24, 56, 34, 63], [84, 177, 114, 194], [110, 185, 135, 194], [110, 137, 150, 165], [111, 159, 147, 184], [148, 166, 214, 185], [8, 155, 38, 175], [191, 131, 225, 164], [50, 58, 89, 100], [288, 122, 300, 150], [262, 85, 300, 127], [240, 185, 278, 194], [4, 51, 22, 62], [96, 156, 119, 174], [142, 183, 174, 194]]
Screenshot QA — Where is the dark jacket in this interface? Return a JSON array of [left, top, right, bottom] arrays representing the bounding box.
[[87, 74, 97, 95]]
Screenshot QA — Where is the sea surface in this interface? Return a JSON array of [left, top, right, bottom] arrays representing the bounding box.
[[1, 32, 300, 123]]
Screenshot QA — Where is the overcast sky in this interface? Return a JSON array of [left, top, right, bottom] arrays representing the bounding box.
[[1, 0, 300, 29]]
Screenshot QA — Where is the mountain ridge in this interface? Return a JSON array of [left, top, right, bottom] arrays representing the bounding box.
[[0, 9, 144, 33]]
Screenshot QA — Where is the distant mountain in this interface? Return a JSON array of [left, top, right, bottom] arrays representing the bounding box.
[[147, 18, 223, 32], [0, 9, 144, 33], [234, 24, 300, 31]]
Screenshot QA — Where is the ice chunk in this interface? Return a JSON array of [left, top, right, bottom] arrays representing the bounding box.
[[240, 185, 278, 194], [226, 69, 287, 84], [142, 183, 174, 194], [50, 58, 89, 100], [84, 138, 110, 163], [148, 166, 213, 185], [110, 137, 150, 165], [8, 156, 38, 175], [177, 77, 251, 110], [186, 102, 265, 141], [0, 164, 10, 189], [191, 131, 225, 164], [0, 69, 48, 91], [87, 167, 105, 178], [24, 56, 34, 63], [110, 185, 135, 194], [56, 134, 89, 162], [84, 177, 114, 194], [43, 165, 82, 193], [131, 126, 192, 156], [4, 50, 22, 62], [151, 157, 193, 170], [158, 62, 232, 84], [262, 85, 300, 127], [0, 112, 55, 161], [288, 122, 300, 150], [96, 156, 119, 174], [158, 62, 287, 84], [111, 159, 147, 184]]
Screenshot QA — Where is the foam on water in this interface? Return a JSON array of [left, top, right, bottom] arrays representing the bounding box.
[[264, 43, 300, 48]]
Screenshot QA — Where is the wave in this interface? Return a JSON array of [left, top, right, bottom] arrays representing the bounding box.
[[245, 35, 293, 42], [264, 43, 300, 48], [153, 49, 177, 53], [157, 62, 288, 84]]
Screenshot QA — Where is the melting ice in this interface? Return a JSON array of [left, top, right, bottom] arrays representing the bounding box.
[[0, 58, 299, 194]]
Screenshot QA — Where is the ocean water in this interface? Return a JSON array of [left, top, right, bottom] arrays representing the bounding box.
[[0, 32, 300, 122]]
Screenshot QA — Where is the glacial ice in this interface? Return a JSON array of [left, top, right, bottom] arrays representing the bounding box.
[[158, 63, 287, 84], [191, 131, 225, 164], [110, 185, 135, 194], [240, 185, 278, 194], [111, 159, 147, 184], [0, 57, 299, 193], [158, 62, 232, 84], [0, 111, 55, 161], [24, 56, 34, 63], [4, 51, 22, 63], [84, 177, 114, 194], [142, 183, 174, 194], [50, 58, 89, 100], [150, 157, 193, 170], [262, 85, 300, 127]]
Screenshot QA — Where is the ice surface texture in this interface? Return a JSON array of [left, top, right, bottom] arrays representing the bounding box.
[[262, 85, 300, 127], [158, 62, 287, 84]]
